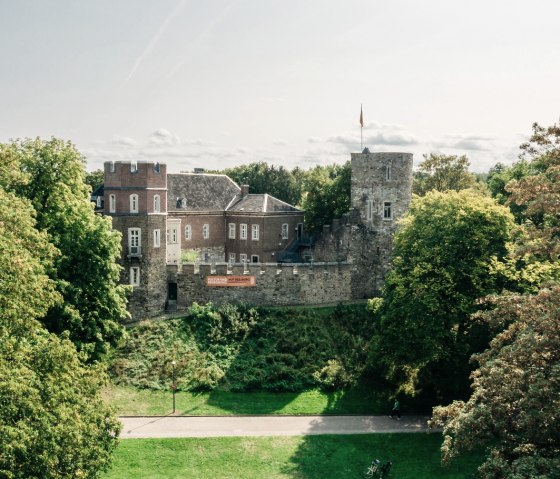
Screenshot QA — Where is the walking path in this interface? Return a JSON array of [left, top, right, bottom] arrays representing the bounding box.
[[120, 415, 432, 438]]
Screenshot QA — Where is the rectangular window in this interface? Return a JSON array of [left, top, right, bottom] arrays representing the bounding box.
[[109, 194, 116, 213], [131, 161, 138, 173], [130, 194, 138, 213], [240, 224, 247, 240], [184, 224, 191, 240], [240, 253, 247, 263], [252, 224, 259, 241], [167, 226, 178, 244], [228, 223, 236, 239], [386, 164, 392, 181], [229, 253, 236, 264], [128, 228, 141, 255], [383, 201, 392, 220], [251, 255, 259, 263], [130, 267, 140, 287], [153, 229, 160, 248], [281, 223, 289, 240], [367, 199, 374, 222], [203, 224, 209, 239]]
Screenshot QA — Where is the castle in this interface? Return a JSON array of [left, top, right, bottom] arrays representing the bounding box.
[[98, 151, 413, 321]]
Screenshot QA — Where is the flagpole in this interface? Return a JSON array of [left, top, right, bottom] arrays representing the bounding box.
[[360, 104, 363, 150]]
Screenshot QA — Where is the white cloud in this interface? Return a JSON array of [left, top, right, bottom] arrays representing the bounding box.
[[148, 128, 180, 146]]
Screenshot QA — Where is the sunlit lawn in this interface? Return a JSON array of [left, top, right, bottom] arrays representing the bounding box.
[[105, 384, 397, 416], [104, 434, 483, 479]]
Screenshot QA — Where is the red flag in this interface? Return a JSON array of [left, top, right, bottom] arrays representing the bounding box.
[[360, 105, 364, 127]]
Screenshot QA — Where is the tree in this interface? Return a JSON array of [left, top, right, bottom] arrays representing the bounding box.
[[413, 153, 476, 196], [431, 287, 560, 479], [0, 187, 121, 479], [85, 169, 104, 192], [0, 138, 128, 360], [507, 121, 560, 260], [300, 162, 351, 233], [221, 162, 302, 206], [486, 160, 537, 224], [373, 190, 515, 401]]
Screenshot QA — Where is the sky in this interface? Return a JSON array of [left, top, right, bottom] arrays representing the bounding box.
[[1, 0, 559, 173]]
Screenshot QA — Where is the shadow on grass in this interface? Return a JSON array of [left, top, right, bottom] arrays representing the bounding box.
[[280, 433, 483, 479]]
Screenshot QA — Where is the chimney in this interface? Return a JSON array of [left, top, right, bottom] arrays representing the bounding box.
[[241, 184, 249, 197]]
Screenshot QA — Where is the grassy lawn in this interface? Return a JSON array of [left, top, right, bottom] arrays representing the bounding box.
[[104, 434, 483, 478], [105, 384, 399, 416]]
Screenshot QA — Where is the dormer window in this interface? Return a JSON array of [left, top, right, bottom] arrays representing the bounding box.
[[176, 197, 187, 208]]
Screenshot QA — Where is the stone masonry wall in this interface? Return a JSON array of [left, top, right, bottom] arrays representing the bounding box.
[[172, 262, 353, 309]]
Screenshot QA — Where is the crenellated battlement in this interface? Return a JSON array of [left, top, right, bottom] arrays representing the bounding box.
[[173, 261, 353, 309]]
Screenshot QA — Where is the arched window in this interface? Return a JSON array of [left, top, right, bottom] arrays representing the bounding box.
[[109, 194, 116, 213], [153, 195, 160, 213], [130, 194, 138, 213]]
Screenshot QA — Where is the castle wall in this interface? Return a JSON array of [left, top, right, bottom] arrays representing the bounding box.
[[173, 262, 352, 308]]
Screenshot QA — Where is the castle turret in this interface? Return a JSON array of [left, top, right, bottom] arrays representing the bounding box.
[[349, 151, 413, 298], [104, 161, 168, 320]]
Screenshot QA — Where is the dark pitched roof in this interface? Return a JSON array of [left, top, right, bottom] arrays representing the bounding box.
[[167, 173, 240, 212], [91, 185, 104, 198], [227, 194, 302, 214]]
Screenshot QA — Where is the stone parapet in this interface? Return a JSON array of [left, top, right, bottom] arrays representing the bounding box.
[[176, 261, 353, 308]]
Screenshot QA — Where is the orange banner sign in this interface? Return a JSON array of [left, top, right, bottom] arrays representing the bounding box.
[[205, 275, 256, 287]]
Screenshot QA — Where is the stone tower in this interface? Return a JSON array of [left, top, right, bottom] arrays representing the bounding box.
[[349, 151, 413, 298], [104, 160, 168, 320]]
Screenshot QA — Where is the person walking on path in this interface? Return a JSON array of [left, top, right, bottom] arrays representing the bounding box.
[[390, 399, 401, 420]]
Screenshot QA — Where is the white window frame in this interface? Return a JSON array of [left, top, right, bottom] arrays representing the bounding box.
[[109, 194, 116, 213], [128, 227, 141, 255], [167, 225, 178, 244], [184, 224, 192, 240], [203, 224, 209, 239], [239, 253, 247, 263], [153, 229, 160, 248], [383, 201, 393, 220], [240, 224, 247, 240], [153, 195, 160, 213], [130, 194, 138, 213], [130, 267, 140, 287], [131, 161, 138, 173], [281, 223, 289, 240], [109, 161, 115, 173], [228, 223, 236, 239], [252, 224, 259, 241], [228, 253, 236, 264], [366, 199, 374, 222]]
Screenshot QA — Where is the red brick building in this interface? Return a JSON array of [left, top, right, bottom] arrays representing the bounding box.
[[102, 160, 304, 318]]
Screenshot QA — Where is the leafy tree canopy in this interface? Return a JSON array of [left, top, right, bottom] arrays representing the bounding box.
[[221, 162, 302, 206], [431, 287, 560, 479], [373, 190, 515, 401], [413, 153, 476, 196], [0, 184, 121, 479], [0, 138, 128, 360], [85, 169, 104, 192], [300, 162, 351, 233]]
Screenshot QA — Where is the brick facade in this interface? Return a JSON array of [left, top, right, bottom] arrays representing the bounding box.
[[104, 152, 413, 322]]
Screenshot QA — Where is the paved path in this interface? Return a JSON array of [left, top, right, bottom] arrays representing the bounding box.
[[120, 415, 432, 438]]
